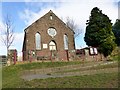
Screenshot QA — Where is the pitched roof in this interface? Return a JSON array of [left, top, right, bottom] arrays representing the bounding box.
[[24, 10, 75, 34]]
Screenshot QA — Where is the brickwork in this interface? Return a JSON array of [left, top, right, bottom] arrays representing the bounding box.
[[22, 10, 75, 61], [75, 48, 104, 61]]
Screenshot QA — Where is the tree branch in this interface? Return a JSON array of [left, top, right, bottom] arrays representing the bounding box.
[[65, 16, 82, 38], [1, 14, 15, 56]]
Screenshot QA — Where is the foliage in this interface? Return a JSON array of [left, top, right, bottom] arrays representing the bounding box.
[[112, 19, 120, 46], [84, 7, 116, 57], [109, 47, 120, 61]]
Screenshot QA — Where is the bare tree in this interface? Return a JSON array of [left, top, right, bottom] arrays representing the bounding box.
[[1, 14, 15, 57], [65, 17, 82, 38]]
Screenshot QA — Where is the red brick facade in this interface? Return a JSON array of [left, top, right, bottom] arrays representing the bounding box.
[[22, 10, 75, 61]]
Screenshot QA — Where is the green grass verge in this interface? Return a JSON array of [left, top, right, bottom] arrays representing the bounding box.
[[2, 61, 82, 88], [2, 48, 120, 88], [2, 61, 119, 88], [25, 72, 118, 88], [3, 72, 118, 88], [15, 61, 83, 70], [55, 62, 118, 73]]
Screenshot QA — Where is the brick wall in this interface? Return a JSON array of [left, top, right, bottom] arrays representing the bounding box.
[[22, 10, 75, 61]]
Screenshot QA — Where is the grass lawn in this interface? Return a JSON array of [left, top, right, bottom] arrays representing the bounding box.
[[2, 61, 84, 88], [2, 60, 119, 88], [25, 72, 118, 88]]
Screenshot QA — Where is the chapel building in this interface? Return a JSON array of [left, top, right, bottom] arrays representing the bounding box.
[[22, 10, 75, 61]]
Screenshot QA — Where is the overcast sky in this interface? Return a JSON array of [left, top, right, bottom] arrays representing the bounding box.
[[0, 0, 119, 56]]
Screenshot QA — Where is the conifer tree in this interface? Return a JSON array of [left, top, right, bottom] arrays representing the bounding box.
[[113, 19, 120, 46], [84, 7, 116, 57]]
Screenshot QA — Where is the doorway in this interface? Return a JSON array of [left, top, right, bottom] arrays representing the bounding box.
[[49, 40, 57, 60]]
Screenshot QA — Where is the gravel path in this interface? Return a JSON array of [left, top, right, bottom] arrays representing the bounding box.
[[21, 61, 118, 81], [22, 68, 118, 81]]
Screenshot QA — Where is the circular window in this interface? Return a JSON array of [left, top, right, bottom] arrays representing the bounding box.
[[47, 27, 57, 37]]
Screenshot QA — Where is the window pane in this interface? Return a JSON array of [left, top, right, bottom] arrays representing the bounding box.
[[49, 41, 56, 50], [35, 33, 41, 50], [49, 46, 53, 50], [53, 46, 56, 50], [49, 41, 55, 45], [64, 34, 68, 50], [50, 15, 52, 20]]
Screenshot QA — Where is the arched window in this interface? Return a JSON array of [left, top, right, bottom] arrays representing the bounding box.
[[50, 15, 53, 20], [35, 32, 41, 50], [64, 34, 68, 50], [49, 40, 56, 50]]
